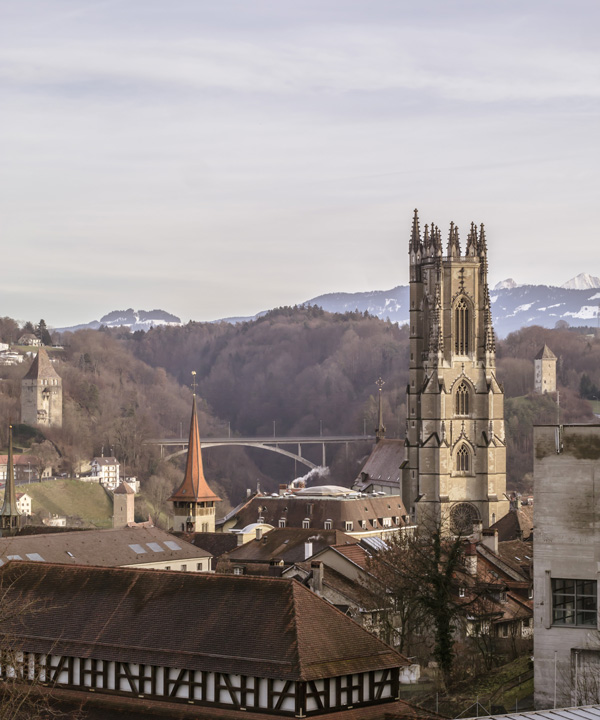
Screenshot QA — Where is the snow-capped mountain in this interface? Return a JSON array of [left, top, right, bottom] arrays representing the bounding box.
[[56, 309, 181, 333], [561, 273, 600, 290], [493, 278, 519, 290]]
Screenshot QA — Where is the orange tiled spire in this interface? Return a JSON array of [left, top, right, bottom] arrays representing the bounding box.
[[168, 395, 221, 504]]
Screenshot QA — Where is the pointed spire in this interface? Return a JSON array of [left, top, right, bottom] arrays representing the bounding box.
[[168, 393, 221, 505], [478, 223, 488, 256], [466, 222, 478, 256], [1, 426, 21, 536], [410, 208, 421, 254], [447, 221, 461, 257], [423, 224, 431, 256], [434, 225, 443, 256], [375, 377, 386, 443]]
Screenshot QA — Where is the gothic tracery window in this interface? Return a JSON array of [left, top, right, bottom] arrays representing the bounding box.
[[455, 298, 470, 355], [456, 381, 470, 416], [456, 444, 470, 473]]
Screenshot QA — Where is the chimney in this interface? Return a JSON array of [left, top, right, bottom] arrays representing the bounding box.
[[465, 542, 477, 576], [472, 521, 483, 542], [256, 527, 263, 541], [237, 533, 245, 546], [246, 488, 252, 498], [304, 542, 313, 560], [311, 561, 323, 593], [279, 484, 287, 496], [481, 529, 498, 555]]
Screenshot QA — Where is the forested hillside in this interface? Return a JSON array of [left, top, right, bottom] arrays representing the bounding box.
[[0, 310, 597, 511]]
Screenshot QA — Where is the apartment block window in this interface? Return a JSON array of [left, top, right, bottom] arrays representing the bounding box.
[[196, 562, 203, 571], [459, 587, 465, 598], [302, 519, 310, 529], [279, 519, 286, 528], [180, 564, 187, 572], [344, 521, 353, 532], [552, 578, 597, 626], [324, 520, 332, 530]]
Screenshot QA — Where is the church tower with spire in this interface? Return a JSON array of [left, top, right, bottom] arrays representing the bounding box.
[[1, 426, 21, 536], [402, 210, 509, 531], [168, 383, 221, 533]]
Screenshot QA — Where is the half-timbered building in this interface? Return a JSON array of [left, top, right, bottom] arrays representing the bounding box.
[[0, 562, 417, 719]]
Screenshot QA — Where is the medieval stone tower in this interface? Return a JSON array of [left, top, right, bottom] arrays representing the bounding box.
[[534, 344, 557, 394], [401, 210, 509, 531], [21, 347, 63, 428]]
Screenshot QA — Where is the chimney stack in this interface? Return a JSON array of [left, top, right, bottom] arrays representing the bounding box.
[[481, 529, 499, 555], [465, 542, 477, 576], [256, 527, 263, 541], [311, 561, 323, 593]]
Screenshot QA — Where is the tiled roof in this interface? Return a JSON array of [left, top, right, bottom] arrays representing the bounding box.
[[490, 505, 533, 541], [168, 396, 221, 504], [22, 346, 60, 380], [0, 562, 408, 682], [0, 526, 210, 567], [220, 528, 357, 565], [355, 439, 405, 488], [224, 492, 407, 533], [114, 481, 134, 495], [332, 543, 371, 570], [93, 457, 119, 466], [535, 343, 557, 360], [177, 531, 239, 560]]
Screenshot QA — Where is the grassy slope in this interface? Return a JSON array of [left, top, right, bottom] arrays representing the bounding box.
[[15, 479, 113, 528]]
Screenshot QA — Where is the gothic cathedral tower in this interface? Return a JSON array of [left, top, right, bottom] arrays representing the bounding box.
[[401, 210, 509, 531]]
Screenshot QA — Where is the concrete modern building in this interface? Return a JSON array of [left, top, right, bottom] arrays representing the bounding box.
[[534, 424, 600, 709], [535, 344, 557, 394], [402, 210, 509, 530], [20, 347, 63, 427]]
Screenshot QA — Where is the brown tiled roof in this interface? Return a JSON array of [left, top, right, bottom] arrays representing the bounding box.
[[220, 528, 357, 566], [176, 531, 239, 560], [224, 492, 407, 533], [355, 439, 405, 489], [0, 526, 211, 567], [93, 456, 119, 466], [490, 505, 533, 541], [535, 343, 556, 360], [168, 396, 221, 504], [0, 454, 38, 466], [114, 481, 134, 495], [331, 543, 371, 570], [0, 562, 407, 681], [22, 347, 60, 380]]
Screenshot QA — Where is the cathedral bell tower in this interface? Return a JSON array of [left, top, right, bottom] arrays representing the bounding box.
[[401, 210, 509, 531]]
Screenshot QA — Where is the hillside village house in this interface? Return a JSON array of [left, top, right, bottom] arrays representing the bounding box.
[[0, 453, 49, 482], [17, 332, 41, 346], [90, 456, 120, 490], [0, 562, 430, 719], [15, 491, 32, 516]]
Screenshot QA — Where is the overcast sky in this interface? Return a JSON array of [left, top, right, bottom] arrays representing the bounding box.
[[1, 1, 599, 327]]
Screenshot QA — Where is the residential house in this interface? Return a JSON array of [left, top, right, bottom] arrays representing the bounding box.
[[90, 456, 120, 490], [0, 525, 212, 573], [353, 439, 405, 495], [0, 453, 50, 482], [18, 333, 41, 346], [15, 491, 32, 516], [218, 484, 411, 539], [0, 561, 427, 719]]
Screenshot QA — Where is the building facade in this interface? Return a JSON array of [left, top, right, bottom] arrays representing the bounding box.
[[91, 456, 120, 489], [402, 210, 508, 530], [20, 347, 63, 428], [534, 424, 600, 709]]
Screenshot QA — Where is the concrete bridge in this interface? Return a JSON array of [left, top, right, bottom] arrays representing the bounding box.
[[145, 435, 375, 470]]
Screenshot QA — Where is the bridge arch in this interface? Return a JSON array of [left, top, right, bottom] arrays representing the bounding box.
[[164, 442, 317, 470]]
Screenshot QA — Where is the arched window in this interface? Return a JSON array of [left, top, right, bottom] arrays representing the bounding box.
[[456, 381, 470, 416], [456, 444, 470, 473], [455, 298, 470, 355]]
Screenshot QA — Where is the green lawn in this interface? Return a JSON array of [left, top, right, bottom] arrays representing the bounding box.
[[6, 478, 113, 528]]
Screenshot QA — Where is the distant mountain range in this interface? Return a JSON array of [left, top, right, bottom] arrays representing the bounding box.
[[56, 308, 181, 333], [54, 274, 600, 338]]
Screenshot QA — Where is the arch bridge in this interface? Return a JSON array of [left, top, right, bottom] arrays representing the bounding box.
[[145, 435, 374, 470]]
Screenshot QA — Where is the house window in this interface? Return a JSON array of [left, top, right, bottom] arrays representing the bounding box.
[[279, 519, 286, 528], [302, 519, 310, 529], [455, 297, 470, 355], [552, 578, 597, 626], [233, 566, 244, 575], [456, 444, 470, 473], [360, 520, 367, 529], [196, 563, 203, 571], [455, 381, 470, 416], [459, 587, 465, 598], [344, 521, 353, 532], [372, 519, 378, 529], [382, 517, 391, 528], [164, 566, 171, 570], [324, 520, 332, 530], [180, 564, 187, 572]]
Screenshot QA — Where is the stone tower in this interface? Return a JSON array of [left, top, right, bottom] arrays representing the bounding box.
[[113, 481, 135, 527], [168, 394, 221, 533], [402, 210, 509, 531], [534, 344, 557, 394], [21, 347, 62, 428]]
